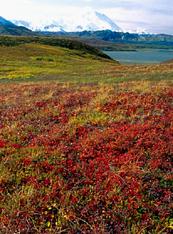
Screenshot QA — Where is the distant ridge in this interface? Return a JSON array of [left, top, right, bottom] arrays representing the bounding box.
[[0, 16, 34, 36], [1, 16, 173, 51]]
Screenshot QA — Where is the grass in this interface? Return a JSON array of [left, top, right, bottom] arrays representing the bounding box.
[[0, 37, 173, 233], [1, 40, 173, 84], [0, 43, 117, 81]]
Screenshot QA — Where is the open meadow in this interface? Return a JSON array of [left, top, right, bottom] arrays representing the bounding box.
[[0, 37, 173, 233]]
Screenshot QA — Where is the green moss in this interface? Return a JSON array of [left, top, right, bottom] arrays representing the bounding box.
[[69, 111, 111, 127]]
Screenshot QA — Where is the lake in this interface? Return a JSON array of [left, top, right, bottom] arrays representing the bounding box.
[[104, 50, 173, 64]]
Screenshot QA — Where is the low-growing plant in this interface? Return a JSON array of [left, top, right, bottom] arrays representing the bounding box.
[[0, 82, 172, 233]]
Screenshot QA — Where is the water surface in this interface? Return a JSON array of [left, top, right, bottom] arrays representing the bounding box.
[[104, 50, 173, 64]]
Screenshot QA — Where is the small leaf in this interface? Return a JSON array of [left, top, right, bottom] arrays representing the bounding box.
[[47, 221, 51, 228]]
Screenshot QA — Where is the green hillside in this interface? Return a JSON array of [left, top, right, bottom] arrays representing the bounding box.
[[0, 39, 116, 81], [1, 36, 173, 84], [0, 36, 112, 59]]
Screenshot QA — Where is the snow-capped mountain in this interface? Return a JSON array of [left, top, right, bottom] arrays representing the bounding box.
[[126, 27, 149, 34], [12, 10, 122, 32]]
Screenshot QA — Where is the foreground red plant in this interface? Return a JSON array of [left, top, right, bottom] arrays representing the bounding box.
[[0, 82, 173, 233]]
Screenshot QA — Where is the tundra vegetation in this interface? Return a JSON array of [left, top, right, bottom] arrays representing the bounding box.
[[0, 36, 173, 233]]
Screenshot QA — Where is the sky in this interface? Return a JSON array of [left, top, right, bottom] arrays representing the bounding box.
[[0, 0, 173, 34]]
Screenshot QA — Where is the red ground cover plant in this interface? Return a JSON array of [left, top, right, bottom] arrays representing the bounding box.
[[0, 82, 172, 233]]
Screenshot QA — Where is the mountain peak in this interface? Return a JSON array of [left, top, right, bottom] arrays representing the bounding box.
[[95, 11, 121, 31], [12, 10, 122, 32]]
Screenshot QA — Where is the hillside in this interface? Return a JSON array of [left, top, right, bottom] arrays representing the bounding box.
[[0, 16, 33, 36], [1, 36, 173, 83], [0, 37, 116, 81], [0, 36, 112, 59]]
